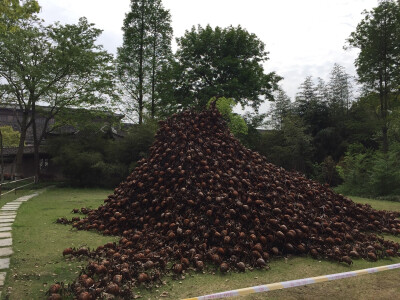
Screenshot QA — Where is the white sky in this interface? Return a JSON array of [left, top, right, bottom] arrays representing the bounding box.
[[38, 0, 378, 113]]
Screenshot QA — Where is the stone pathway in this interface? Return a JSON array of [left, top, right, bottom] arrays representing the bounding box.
[[0, 193, 39, 297]]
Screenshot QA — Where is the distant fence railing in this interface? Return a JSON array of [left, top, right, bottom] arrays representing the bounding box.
[[0, 176, 35, 198]]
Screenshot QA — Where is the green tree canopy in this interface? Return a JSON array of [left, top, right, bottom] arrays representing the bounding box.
[[268, 88, 292, 130], [328, 63, 353, 114], [0, 0, 39, 33], [0, 16, 118, 178], [117, 0, 172, 123], [293, 74, 348, 162], [346, 0, 400, 152], [257, 114, 313, 175], [0, 126, 20, 147], [170, 25, 281, 111], [294, 76, 331, 137], [207, 97, 248, 136]]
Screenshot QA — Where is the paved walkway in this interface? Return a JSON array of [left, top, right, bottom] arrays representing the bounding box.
[[0, 193, 39, 297]]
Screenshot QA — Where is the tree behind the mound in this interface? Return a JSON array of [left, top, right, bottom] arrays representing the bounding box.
[[268, 88, 292, 130], [328, 63, 354, 116], [346, 0, 400, 153], [207, 97, 248, 137], [117, 0, 172, 123], [0, 16, 118, 179], [166, 25, 281, 112], [0, 125, 20, 182], [47, 110, 156, 188]]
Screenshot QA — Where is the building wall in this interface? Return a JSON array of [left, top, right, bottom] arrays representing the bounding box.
[[1, 105, 123, 181], [0, 106, 54, 145], [0, 106, 59, 179]]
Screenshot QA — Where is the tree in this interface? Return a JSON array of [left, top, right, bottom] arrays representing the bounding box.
[[258, 114, 313, 175], [0, 0, 39, 33], [294, 76, 340, 162], [207, 97, 248, 136], [315, 77, 329, 103], [346, 0, 400, 152], [48, 120, 121, 188], [281, 115, 313, 174], [47, 113, 156, 187], [295, 76, 317, 114], [0, 125, 20, 182], [388, 106, 400, 144], [238, 112, 266, 150], [268, 88, 291, 129], [147, 0, 172, 118], [320, 64, 354, 160], [0, 17, 118, 179], [0, 0, 39, 181], [117, 0, 172, 123], [328, 63, 353, 115], [152, 59, 181, 118], [294, 76, 330, 136], [172, 25, 281, 111], [0, 126, 19, 147]]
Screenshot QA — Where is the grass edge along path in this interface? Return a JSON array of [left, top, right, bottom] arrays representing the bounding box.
[[2, 187, 119, 300], [2, 189, 400, 299], [0, 191, 40, 298], [0, 189, 32, 208]]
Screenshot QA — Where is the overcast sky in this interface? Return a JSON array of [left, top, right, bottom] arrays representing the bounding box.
[[38, 0, 378, 113]]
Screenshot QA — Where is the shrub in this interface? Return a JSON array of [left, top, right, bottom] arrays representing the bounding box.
[[48, 123, 156, 188], [312, 156, 342, 187], [337, 143, 400, 197]]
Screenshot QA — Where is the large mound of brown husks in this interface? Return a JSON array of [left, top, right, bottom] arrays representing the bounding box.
[[51, 103, 400, 299]]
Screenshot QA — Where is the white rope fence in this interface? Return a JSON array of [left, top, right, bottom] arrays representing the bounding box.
[[182, 262, 400, 300], [0, 176, 35, 198]]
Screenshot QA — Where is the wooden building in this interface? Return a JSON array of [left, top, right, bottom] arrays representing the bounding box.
[[0, 105, 124, 180]]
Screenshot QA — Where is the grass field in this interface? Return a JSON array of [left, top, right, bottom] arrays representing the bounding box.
[[349, 196, 400, 212], [2, 188, 119, 300], [0, 189, 31, 206], [2, 188, 400, 299]]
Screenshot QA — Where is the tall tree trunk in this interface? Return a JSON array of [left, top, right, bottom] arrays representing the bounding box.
[[151, 43, 156, 119], [379, 75, 389, 153], [31, 101, 40, 183], [382, 125, 388, 153], [138, 0, 145, 125], [381, 9, 389, 154], [382, 91, 389, 153], [151, 18, 157, 119], [15, 113, 28, 178]]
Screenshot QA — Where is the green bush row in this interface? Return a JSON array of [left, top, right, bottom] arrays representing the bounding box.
[[47, 123, 156, 188], [336, 143, 400, 198]]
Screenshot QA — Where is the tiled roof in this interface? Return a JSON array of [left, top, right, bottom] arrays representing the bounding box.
[[1, 146, 47, 156]]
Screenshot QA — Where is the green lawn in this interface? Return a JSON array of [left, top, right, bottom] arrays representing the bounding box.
[[3, 189, 400, 299], [349, 196, 400, 212], [0, 189, 31, 206], [2, 187, 119, 300]]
